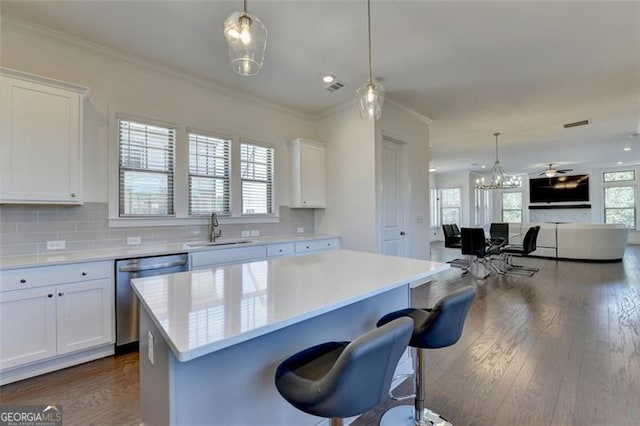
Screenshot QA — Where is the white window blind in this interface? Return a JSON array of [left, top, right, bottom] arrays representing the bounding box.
[[189, 132, 231, 215], [240, 142, 274, 215], [119, 119, 175, 216]]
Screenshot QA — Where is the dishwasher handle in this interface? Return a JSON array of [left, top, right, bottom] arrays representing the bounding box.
[[118, 259, 187, 273]]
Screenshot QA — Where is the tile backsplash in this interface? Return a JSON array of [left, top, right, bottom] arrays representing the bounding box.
[[0, 203, 314, 257]]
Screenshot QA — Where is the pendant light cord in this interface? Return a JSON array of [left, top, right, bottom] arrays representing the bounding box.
[[244, 0, 247, 13], [367, 0, 373, 84], [494, 132, 500, 162]]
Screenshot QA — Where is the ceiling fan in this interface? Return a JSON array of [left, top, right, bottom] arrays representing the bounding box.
[[537, 163, 573, 177]]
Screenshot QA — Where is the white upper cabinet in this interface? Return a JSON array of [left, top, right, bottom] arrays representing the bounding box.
[[0, 69, 87, 204], [289, 138, 326, 208]]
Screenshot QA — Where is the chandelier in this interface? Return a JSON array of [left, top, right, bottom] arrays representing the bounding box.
[[357, 0, 384, 120], [475, 132, 522, 190]]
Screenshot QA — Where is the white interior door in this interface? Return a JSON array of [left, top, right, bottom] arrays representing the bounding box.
[[381, 137, 406, 257]]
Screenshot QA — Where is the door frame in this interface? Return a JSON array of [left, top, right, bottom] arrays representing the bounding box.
[[375, 128, 409, 256]]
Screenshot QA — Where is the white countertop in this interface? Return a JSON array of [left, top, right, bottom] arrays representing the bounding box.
[[131, 249, 449, 362], [0, 234, 338, 270]]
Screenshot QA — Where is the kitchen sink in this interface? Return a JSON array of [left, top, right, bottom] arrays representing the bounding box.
[[187, 240, 254, 248]]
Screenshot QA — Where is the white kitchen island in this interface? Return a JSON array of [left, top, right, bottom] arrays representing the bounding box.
[[131, 249, 448, 425]]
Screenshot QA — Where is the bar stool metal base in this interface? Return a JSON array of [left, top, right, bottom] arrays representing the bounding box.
[[379, 405, 452, 426]]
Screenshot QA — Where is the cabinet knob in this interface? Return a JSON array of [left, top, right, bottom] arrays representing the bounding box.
[[306, 246, 310, 249], [58, 292, 64, 297], [47, 294, 53, 298], [71, 193, 77, 198], [82, 272, 87, 276], [278, 249, 283, 253], [400, 231, 406, 236], [303, 201, 307, 204], [20, 279, 27, 284]]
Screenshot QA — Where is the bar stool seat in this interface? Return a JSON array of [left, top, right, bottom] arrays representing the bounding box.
[[275, 317, 414, 425], [377, 286, 477, 426]]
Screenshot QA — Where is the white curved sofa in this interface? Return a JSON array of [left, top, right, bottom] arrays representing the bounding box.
[[506, 222, 629, 261], [556, 223, 628, 261]]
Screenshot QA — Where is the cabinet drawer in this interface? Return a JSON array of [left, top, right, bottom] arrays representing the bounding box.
[[191, 246, 266, 269], [294, 239, 339, 254], [0, 261, 112, 292], [266, 244, 294, 258]]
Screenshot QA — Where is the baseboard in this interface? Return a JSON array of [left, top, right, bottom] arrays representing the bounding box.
[[0, 344, 114, 385]]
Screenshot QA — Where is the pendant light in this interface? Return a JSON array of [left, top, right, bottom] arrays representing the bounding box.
[[223, 0, 267, 76], [357, 0, 384, 120], [475, 133, 523, 190]]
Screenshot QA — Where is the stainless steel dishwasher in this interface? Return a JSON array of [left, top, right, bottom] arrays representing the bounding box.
[[115, 253, 188, 352]]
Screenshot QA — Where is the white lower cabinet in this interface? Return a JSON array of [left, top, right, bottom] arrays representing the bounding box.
[[0, 287, 57, 370], [0, 261, 114, 382], [56, 279, 113, 355]]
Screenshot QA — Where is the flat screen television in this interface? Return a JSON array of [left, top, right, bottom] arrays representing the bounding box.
[[529, 175, 589, 203]]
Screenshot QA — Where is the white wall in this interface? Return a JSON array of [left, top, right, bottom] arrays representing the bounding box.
[[1, 20, 317, 205], [314, 104, 378, 252]]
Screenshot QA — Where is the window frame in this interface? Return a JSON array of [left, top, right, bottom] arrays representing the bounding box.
[[109, 113, 279, 226], [239, 139, 275, 216], [602, 169, 637, 229], [187, 129, 232, 217], [439, 187, 461, 226], [117, 117, 176, 218], [501, 191, 523, 223]]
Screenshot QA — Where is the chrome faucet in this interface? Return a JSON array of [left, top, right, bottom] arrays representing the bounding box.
[[209, 212, 222, 242]]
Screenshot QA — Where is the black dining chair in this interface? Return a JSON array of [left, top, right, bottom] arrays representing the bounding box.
[[461, 227, 503, 278], [442, 224, 461, 248], [500, 226, 540, 276]]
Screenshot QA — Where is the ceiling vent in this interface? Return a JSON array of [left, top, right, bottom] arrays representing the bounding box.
[[563, 119, 590, 129], [325, 81, 345, 92]]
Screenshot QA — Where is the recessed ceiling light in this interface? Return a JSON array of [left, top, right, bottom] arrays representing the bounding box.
[[624, 147, 631, 151], [481, 165, 486, 169], [322, 74, 336, 84], [429, 168, 437, 173], [617, 161, 623, 165]]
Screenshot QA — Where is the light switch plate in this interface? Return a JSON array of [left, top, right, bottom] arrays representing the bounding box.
[[148, 331, 154, 365], [250, 230, 260, 237], [297, 227, 304, 233], [127, 236, 142, 245], [46, 240, 65, 250], [241, 230, 251, 237]]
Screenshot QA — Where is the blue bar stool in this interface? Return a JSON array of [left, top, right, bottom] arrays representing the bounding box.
[[274, 317, 414, 426], [377, 286, 477, 426]]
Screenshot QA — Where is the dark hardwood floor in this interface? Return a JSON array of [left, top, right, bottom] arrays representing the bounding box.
[[1, 243, 639, 425]]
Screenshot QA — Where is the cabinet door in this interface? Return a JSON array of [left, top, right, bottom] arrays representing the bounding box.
[[56, 279, 113, 355], [0, 76, 82, 204], [299, 143, 326, 207], [0, 286, 57, 370]]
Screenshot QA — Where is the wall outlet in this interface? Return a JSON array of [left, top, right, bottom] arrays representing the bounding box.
[[241, 230, 251, 237], [416, 215, 424, 224], [46, 240, 65, 250], [297, 227, 305, 234], [127, 236, 142, 245], [148, 331, 154, 365], [250, 230, 260, 237]]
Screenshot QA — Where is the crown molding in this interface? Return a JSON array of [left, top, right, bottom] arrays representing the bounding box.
[[385, 98, 434, 124], [315, 98, 359, 121], [1, 15, 315, 122]]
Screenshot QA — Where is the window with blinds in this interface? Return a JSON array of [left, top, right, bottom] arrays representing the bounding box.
[[189, 132, 231, 215], [240, 142, 274, 215], [119, 119, 175, 216]]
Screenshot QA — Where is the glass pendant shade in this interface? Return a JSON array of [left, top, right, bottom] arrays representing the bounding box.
[[357, 81, 385, 120], [223, 11, 267, 76]]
